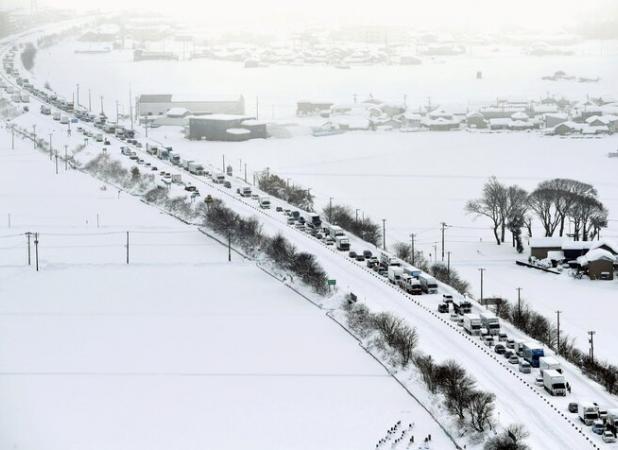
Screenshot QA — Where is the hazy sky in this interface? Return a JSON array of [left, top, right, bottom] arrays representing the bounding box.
[[20, 0, 617, 32]]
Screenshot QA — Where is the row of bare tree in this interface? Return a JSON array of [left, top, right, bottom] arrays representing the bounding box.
[[465, 177, 608, 249]]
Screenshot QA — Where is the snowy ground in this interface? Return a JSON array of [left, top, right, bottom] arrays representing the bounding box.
[[0, 138, 453, 450], [5, 28, 618, 449]]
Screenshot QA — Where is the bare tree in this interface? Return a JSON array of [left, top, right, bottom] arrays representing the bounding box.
[[465, 177, 505, 245], [468, 391, 496, 432], [528, 186, 561, 237], [437, 360, 476, 422]]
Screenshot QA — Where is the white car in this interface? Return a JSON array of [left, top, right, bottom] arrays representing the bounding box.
[[602, 431, 616, 443]]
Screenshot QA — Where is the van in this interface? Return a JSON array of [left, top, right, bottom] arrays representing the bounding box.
[[518, 360, 531, 374], [259, 196, 271, 209]]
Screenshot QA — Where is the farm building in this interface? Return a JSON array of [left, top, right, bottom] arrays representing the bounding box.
[[530, 237, 563, 259], [137, 94, 245, 117], [577, 249, 616, 280], [187, 115, 267, 141]]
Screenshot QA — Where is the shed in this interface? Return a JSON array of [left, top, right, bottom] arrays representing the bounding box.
[[530, 237, 563, 259], [561, 240, 593, 260], [577, 249, 616, 280]]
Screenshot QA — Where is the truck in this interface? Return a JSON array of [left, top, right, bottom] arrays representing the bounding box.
[[379, 251, 401, 267], [403, 266, 421, 278], [578, 402, 600, 426], [539, 356, 562, 375], [463, 314, 483, 336], [188, 162, 205, 175], [521, 342, 545, 368], [452, 297, 472, 315], [239, 187, 252, 197], [479, 312, 500, 335], [388, 266, 403, 284], [335, 235, 350, 251], [302, 212, 322, 228], [327, 224, 344, 238], [146, 145, 158, 155], [605, 409, 618, 431], [213, 173, 225, 184], [171, 174, 182, 184], [543, 369, 567, 396], [258, 196, 271, 209], [156, 148, 170, 160], [181, 159, 193, 170], [401, 275, 423, 294], [418, 274, 438, 294]]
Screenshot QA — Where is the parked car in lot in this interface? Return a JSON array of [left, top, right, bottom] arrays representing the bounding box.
[[494, 344, 506, 354], [508, 355, 519, 364], [519, 360, 531, 374]]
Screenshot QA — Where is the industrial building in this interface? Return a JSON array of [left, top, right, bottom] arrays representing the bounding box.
[[188, 115, 267, 141], [137, 94, 245, 117]]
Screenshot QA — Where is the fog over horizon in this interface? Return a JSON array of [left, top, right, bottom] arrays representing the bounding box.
[[2, 0, 618, 33]]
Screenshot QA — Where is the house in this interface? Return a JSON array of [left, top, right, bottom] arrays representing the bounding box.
[[466, 112, 487, 129], [545, 113, 568, 129], [296, 100, 334, 116], [187, 114, 267, 141], [421, 117, 460, 131], [577, 249, 616, 280], [489, 118, 512, 130], [511, 111, 529, 122], [561, 240, 594, 260], [589, 239, 618, 255], [585, 115, 618, 133], [550, 121, 580, 136], [400, 112, 422, 128], [530, 237, 563, 259], [152, 107, 192, 126], [137, 94, 245, 117]]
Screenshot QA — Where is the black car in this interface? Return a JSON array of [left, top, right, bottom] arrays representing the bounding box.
[[494, 344, 506, 355], [184, 185, 197, 192], [348, 251, 357, 258], [355, 254, 365, 262], [224, 181, 232, 188], [437, 303, 449, 313], [568, 402, 578, 413], [276, 206, 283, 212], [363, 250, 373, 258]]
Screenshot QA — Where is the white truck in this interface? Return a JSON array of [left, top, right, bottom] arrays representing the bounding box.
[[302, 212, 322, 228], [453, 296, 472, 315], [181, 159, 193, 170], [418, 274, 438, 294], [213, 173, 225, 184], [479, 312, 500, 335], [543, 369, 567, 396], [578, 402, 600, 425], [335, 235, 350, 251], [539, 356, 562, 375], [388, 266, 403, 284], [239, 186, 252, 197], [379, 251, 401, 267], [328, 224, 345, 238], [188, 162, 205, 175], [605, 409, 618, 430], [463, 314, 482, 336], [258, 196, 271, 209]]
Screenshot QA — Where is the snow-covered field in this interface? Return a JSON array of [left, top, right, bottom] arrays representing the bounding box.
[[0, 137, 453, 450], [4, 25, 618, 449]]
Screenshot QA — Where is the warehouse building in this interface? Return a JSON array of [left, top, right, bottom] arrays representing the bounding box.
[[188, 115, 268, 141], [137, 94, 245, 117]]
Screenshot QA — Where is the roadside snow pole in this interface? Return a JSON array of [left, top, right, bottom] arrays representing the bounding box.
[[34, 232, 39, 271], [126, 231, 130, 264], [409, 233, 415, 265], [25, 231, 32, 265], [479, 267, 486, 304], [382, 218, 386, 250], [222, 155, 225, 174], [55, 153, 58, 175], [244, 163, 247, 182]]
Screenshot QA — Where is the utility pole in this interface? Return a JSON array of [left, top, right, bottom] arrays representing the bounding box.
[[48, 133, 52, 160], [447, 251, 451, 280], [355, 208, 360, 224], [555, 310, 562, 354], [129, 87, 134, 130], [125, 231, 130, 264], [588, 331, 595, 363], [244, 163, 247, 182], [76, 83, 80, 107], [115, 100, 119, 125], [329, 197, 333, 222], [255, 96, 259, 120], [88, 89, 92, 112], [100, 96, 104, 115], [222, 154, 225, 173], [479, 268, 486, 304], [25, 231, 32, 265], [382, 219, 386, 250], [228, 231, 231, 262], [34, 232, 39, 271], [410, 233, 415, 265], [54, 152, 58, 174], [441, 222, 448, 261]]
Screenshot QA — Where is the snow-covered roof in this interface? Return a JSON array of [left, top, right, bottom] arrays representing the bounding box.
[[577, 248, 616, 265], [511, 111, 529, 120], [194, 114, 253, 121], [226, 128, 251, 135], [489, 118, 512, 126], [545, 112, 568, 120], [530, 237, 563, 248], [532, 104, 559, 114], [172, 94, 242, 103], [562, 241, 594, 251], [590, 239, 618, 254], [166, 107, 190, 117], [241, 119, 266, 126]]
